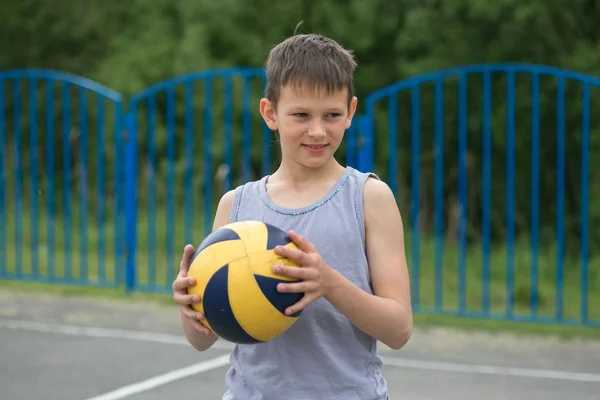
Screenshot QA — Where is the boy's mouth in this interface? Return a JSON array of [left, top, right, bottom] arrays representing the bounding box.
[[302, 144, 329, 154]]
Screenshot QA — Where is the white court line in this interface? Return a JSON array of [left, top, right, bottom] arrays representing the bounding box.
[[2, 318, 600, 384], [83, 355, 231, 400], [384, 357, 600, 383], [0, 318, 234, 350]]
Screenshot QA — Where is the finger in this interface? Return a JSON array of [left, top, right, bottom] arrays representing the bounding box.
[[274, 245, 311, 265], [273, 265, 315, 280], [179, 304, 205, 322], [277, 280, 318, 294], [173, 290, 201, 306], [190, 320, 213, 336], [183, 312, 212, 335], [288, 231, 317, 253], [179, 244, 196, 274], [285, 293, 317, 316], [172, 276, 196, 292], [187, 318, 208, 333]]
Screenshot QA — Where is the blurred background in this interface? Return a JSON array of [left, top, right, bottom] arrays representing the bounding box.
[[1, 0, 599, 333]]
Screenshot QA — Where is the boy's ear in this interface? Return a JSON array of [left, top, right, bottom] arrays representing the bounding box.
[[346, 96, 358, 129], [260, 98, 278, 131]]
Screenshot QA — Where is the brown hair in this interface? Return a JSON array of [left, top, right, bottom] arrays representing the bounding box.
[[264, 33, 357, 109]]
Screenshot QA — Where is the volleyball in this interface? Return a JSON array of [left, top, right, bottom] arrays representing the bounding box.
[[187, 220, 304, 344]]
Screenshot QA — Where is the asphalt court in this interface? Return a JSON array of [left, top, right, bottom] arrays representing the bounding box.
[[1, 292, 600, 399]]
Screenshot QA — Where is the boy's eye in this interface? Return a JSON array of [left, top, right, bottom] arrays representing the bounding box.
[[292, 112, 341, 119]]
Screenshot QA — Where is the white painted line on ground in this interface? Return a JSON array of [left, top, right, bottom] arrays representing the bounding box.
[[83, 355, 231, 400], [384, 357, 600, 383], [3, 318, 600, 384], [0, 318, 234, 350]]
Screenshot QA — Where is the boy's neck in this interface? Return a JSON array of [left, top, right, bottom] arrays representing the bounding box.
[[272, 159, 346, 188]]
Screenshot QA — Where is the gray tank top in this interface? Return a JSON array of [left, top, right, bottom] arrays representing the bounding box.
[[222, 166, 389, 400]]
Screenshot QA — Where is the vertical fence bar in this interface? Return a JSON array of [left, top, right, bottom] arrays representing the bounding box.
[[14, 79, 23, 278], [184, 83, 195, 245], [505, 71, 516, 318], [555, 77, 565, 321], [530, 74, 540, 319], [242, 77, 252, 184], [96, 94, 106, 283], [458, 73, 468, 314], [482, 71, 492, 316], [29, 78, 39, 278], [357, 103, 375, 173], [124, 110, 138, 292], [0, 79, 5, 276], [147, 95, 157, 289], [411, 85, 421, 308], [62, 82, 72, 281], [114, 101, 125, 288], [45, 80, 55, 280], [78, 88, 88, 282], [223, 78, 233, 192], [388, 93, 398, 196], [203, 79, 214, 237], [166, 87, 176, 285], [580, 83, 590, 325], [434, 78, 444, 311]]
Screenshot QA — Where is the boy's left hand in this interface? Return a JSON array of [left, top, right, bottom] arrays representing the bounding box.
[[272, 230, 338, 316]]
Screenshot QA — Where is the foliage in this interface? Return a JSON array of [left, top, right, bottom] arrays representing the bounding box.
[[2, 0, 599, 258]]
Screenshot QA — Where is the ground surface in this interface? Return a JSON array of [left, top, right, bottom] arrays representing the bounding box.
[[1, 289, 599, 400]]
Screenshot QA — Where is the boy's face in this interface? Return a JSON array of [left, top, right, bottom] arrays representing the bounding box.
[[260, 84, 357, 170]]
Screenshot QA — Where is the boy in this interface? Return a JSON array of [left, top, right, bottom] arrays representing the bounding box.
[[172, 33, 412, 400]]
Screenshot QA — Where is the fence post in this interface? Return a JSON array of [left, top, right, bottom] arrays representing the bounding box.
[[355, 115, 374, 173], [123, 112, 138, 293]]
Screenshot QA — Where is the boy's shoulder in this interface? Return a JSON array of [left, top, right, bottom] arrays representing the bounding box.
[[362, 173, 389, 193], [361, 175, 397, 213], [221, 175, 266, 196], [233, 176, 266, 193], [219, 176, 266, 204]]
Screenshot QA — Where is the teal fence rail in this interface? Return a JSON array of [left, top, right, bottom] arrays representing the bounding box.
[[0, 64, 597, 328]]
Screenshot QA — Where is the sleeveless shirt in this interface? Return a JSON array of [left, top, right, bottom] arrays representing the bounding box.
[[221, 166, 389, 400]]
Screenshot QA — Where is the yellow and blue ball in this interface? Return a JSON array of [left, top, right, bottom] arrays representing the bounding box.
[[187, 220, 304, 344]]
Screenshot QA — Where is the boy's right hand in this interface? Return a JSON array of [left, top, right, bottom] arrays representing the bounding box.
[[172, 244, 212, 336]]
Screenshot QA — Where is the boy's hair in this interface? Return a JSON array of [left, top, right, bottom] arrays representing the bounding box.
[[264, 33, 357, 109]]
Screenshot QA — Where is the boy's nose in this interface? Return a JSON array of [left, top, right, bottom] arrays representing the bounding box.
[[308, 123, 326, 138]]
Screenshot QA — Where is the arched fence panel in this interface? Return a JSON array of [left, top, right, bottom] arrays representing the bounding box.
[[0, 70, 126, 288], [1, 64, 596, 329], [361, 63, 599, 327], [124, 68, 269, 293]]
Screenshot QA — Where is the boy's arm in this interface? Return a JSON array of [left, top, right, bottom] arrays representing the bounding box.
[[178, 189, 236, 351], [323, 177, 413, 350]]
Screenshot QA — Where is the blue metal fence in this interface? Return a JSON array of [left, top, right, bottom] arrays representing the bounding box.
[[0, 64, 597, 328], [361, 63, 597, 328], [0, 70, 126, 288], [124, 68, 270, 292]]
